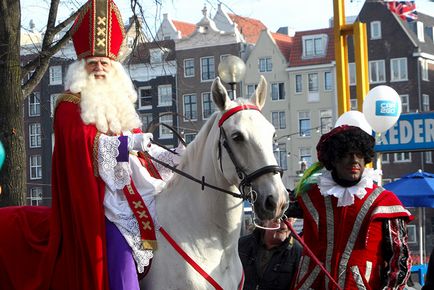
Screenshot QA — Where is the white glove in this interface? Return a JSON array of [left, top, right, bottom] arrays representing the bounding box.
[[129, 133, 153, 152]]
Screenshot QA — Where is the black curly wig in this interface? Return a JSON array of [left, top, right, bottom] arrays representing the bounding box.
[[317, 126, 375, 171]]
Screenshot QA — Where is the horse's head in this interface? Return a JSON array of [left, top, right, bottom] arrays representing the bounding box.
[[211, 76, 289, 221]]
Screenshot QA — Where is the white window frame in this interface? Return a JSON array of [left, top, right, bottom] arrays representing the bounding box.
[[349, 62, 356, 86], [50, 93, 60, 117], [158, 85, 172, 107], [298, 111, 311, 137], [369, 60, 386, 84], [29, 123, 41, 148], [295, 74, 303, 93], [138, 86, 152, 109], [140, 113, 153, 132], [271, 111, 286, 130], [49, 65, 62, 85], [183, 94, 197, 121], [299, 147, 312, 168], [350, 99, 358, 110], [382, 153, 390, 163], [274, 143, 288, 170], [30, 155, 42, 180], [425, 151, 432, 164], [308, 73, 318, 92], [421, 59, 429, 81], [271, 82, 285, 101], [184, 133, 196, 144], [184, 58, 195, 78], [407, 224, 417, 243], [370, 21, 382, 40], [417, 21, 425, 42], [159, 114, 173, 139], [302, 34, 327, 58], [324, 71, 333, 91], [320, 109, 333, 134], [400, 95, 409, 113], [200, 56, 215, 81], [390, 58, 408, 82], [29, 187, 43, 206], [246, 84, 257, 97], [259, 57, 272, 72], [394, 152, 411, 163], [202, 92, 215, 120], [423, 94, 430, 112], [28, 92, 40, 117], [150, 48, 163, 64]]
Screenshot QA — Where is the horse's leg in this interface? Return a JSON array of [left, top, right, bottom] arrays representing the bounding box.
[[105, 218, 140, 290]]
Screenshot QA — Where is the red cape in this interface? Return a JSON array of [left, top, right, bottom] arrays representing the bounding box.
[[0, 94, 109, 290]]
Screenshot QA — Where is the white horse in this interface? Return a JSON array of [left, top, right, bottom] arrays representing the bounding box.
[[141, 76, 289, 289]]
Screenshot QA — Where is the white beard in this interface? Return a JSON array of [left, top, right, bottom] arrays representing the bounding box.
[[64, 60, 142, 135]]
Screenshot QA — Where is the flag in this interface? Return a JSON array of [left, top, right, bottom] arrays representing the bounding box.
[[384, 1, 418, 22]]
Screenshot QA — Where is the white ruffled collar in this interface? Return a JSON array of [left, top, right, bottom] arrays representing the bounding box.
[[318, 168, 382, 207]]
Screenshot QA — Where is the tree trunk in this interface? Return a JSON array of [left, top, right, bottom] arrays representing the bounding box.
[[0, 0, 26, 206]]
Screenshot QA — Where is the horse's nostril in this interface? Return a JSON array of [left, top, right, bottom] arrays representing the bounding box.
[[264, 195, 277, 211]]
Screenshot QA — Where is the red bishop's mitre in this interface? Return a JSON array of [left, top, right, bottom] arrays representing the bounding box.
[[70, 0, 125, 60]]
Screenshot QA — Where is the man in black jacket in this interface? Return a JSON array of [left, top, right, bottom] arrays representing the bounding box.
[[238, 215, 301, 290]]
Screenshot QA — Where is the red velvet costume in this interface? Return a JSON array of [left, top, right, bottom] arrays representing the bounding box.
[[294, 183, 412, 290]]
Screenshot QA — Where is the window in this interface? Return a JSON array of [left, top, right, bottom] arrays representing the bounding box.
[[259, 57, 272, 72], [295, 75, 303, 93], [184, 58, 194, 77], [349, 63, 356, 85], [369, 60, 386, 83], [158, 85, 172, 106], [298, 111, 311, 137], [159, 114, 173, 139], [308, 73, 318, 92], [324, 71, 333, 91], [201, 56, 215, 81], [28, 92, 40, 117], [421, 59, 429, 81], [271, 83, 285, 100], [390, 58, 408, 81], [30, 155, 42, 180], [50, 94, 59, 117], [302, 35, 326, 57], [394, 152, 411, 162], [202, 92, 215, 119], [29, 123, 41, 148], [140, 113, 153, 132], [350, 99, 358, 110], [184, 133, 196, 144], [382, 153, 390, 163], [246, 84, 257, 97], [407, 224, 417, 243], [400, 95, 409, 113], [183, 94, 197, 120], [370, 21, 382, 39], [28, 187, 43, 206], [423, 94, 430, 112], [274, 143, 288, 170], [299, 147, 312, 167], [150, 49, 163, 63], [138, 86, 152, 109], [425, 151, 432, 164], [417, 21, 425, 42], [271, 111, 286, 130], [320, 109, 332, 134], [49, 66, 62, 85]]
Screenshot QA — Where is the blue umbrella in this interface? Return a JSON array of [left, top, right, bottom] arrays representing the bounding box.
[[383, 170, 434, 208]]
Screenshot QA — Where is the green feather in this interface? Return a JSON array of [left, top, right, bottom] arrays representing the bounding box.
[[295, 162, 324, 197]]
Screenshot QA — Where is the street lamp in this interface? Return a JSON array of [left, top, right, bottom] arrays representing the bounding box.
[[218, 55, 246, 99]]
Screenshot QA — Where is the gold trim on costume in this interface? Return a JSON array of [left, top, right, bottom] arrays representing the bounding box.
[[93, 132, 101, 177]]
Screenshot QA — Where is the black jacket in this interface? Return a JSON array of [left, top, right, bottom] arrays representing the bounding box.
[[238, 230, 302, 290]]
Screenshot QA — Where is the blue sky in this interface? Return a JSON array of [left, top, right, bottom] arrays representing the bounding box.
[[21, 0, 434, 33]]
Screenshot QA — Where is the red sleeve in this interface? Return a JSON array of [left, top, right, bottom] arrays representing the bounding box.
[[49, 100, 109, 290]]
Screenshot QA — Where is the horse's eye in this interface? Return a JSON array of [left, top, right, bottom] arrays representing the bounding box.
[[232, 132, 244, 142]]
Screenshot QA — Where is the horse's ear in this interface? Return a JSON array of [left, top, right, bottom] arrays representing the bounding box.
[[211, 77, 231, 111], [251, 75, 267, 110]]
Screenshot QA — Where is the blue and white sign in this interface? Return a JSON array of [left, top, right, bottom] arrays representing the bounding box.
[[375, 112, 434, 152], [375, 100, 399, 117]]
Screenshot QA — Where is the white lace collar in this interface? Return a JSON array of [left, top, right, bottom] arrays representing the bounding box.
[[318, 168, 382, 207]]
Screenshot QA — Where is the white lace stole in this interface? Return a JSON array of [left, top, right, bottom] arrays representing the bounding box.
[[98, 134, 131, 192]]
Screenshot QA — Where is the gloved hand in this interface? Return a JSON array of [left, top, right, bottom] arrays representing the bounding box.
[[129, 133, 153, 152]]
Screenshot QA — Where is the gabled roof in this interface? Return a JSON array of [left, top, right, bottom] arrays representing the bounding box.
[[126, 40, 176, 64], [271, 32, 293, 61], [172, 20, 196, 38], [228, 14, 267, 44], [288, 27, 335, 67]]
